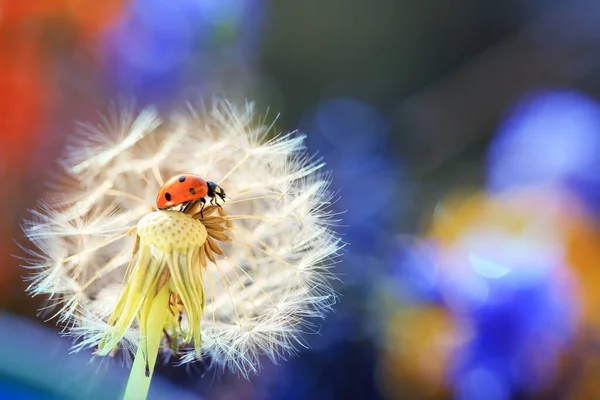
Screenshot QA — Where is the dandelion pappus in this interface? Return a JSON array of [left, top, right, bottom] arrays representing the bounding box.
[[156, 174, 227, 216], [23, 100, 341, 383]]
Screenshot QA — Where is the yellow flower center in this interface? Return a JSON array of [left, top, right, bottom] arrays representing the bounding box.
[[137, 210, 207, 252]]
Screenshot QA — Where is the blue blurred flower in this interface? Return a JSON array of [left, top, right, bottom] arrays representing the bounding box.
[[395, 192, 581, 398], [101, 0, 201, 101], [451, 271, 576, 400], [487, 89, 600, 213], [100, 0, 263, 102]]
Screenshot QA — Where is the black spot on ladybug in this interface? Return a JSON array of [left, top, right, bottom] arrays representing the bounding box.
[[178, 176, 186, 183], [189, 187, 196, 195], [165, 192, 172, 201]]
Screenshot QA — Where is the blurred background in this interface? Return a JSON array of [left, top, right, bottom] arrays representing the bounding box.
[[4, 0, 600, 399]]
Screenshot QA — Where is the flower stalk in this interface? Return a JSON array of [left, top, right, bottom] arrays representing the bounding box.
[[123, 282, 170, 400], [98, 209, 211, 399]]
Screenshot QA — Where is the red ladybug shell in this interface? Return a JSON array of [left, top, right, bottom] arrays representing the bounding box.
[[156, 174, 209, 209]]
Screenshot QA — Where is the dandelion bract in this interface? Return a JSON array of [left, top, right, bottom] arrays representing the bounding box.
[[22, 100, 342, 378]]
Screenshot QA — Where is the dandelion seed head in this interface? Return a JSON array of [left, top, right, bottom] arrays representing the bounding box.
[[23, 99, 341, 376]]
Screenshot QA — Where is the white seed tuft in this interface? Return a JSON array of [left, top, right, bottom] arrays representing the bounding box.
[[22, 100, 342, 377]]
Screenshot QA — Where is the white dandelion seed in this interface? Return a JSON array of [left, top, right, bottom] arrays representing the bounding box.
[[22, 100, 342, 379]]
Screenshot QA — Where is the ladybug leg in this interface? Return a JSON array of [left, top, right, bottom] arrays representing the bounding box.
[[199, 197, 207, 219], [210, 196, 223, 208], [181, 200, 196, 214]]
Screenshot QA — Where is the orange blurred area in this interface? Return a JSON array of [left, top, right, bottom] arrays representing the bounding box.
[[0, 31, 46, 166], [378, 306, 457, 399], [0, 0, 125, 166], [1, 0, 125, 38], [0, 18, 47, 298], [0, 0, 125, 305]]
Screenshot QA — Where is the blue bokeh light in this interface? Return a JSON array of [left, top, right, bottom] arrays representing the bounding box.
[[305, 98, 411, 228], [390, 236, 440, 302], [267, 98, 409, 398], [455, 367, 510, 400], [313, 98, 388, 155]]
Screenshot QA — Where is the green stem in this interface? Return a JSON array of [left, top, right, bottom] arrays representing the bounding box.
[[123, 284, 170, 400]]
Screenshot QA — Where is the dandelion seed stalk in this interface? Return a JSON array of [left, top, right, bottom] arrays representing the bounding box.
[[123, 282, 170, 400]]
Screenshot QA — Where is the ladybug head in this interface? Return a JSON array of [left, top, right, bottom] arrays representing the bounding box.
[[207, 181, 227, 201]]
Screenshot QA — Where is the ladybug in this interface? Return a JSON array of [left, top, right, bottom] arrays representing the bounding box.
[[156, 174, 227, 214]]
